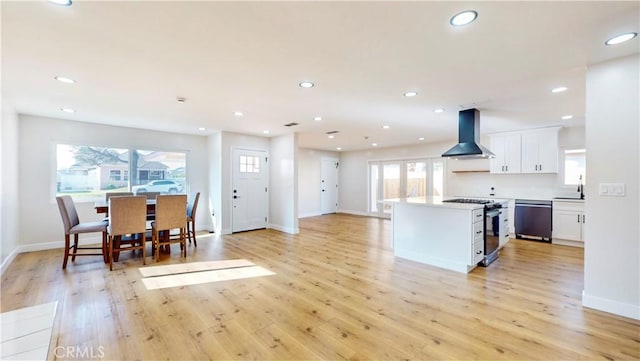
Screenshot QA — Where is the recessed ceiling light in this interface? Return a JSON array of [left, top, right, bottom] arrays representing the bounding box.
[[233, 111, 244, 117], [176, 97, 186, 103], [48, 0, 72, 6], [404, 91, 418, 97], [382, 125, 390, 129], [299, 81, 314, 88], [198, 127, 207, 131], [54, 76, 75, 84], [336, 147, 342, 151], [605, 32, 638, 46], [328, 135, 335, 139], [551, 86, 568, 93], [450, 10, 478, 26], [61, 108, 75, 113], [561, 115, 574, 120], [433, 108, 445, 113], [418, 137, 425, 141], [263, 130, 270, 134], [314, 116, 322, 121], [372, 143, 378, 147]]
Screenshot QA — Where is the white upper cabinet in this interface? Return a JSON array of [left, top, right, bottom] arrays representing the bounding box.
[[521, 128, 559, 173], [490, 127, 559, 174], [489, 133, 521, 174]]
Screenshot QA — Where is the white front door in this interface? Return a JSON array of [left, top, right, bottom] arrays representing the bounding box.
[[232, 149, 268, 232], [320, 158, 339, 214]]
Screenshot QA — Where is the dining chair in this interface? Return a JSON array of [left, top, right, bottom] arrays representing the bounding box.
[[152, 194, 187, 261], [136, 191, 160, 200], [105, 192, 133, 201], [107, 195, 147, 271], [187, 192, 201, 246], [135, 191, 160, 220], [56, 196, 108, 269]]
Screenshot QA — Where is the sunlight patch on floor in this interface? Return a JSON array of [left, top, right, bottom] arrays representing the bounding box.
[[139, 259, 275, 290]]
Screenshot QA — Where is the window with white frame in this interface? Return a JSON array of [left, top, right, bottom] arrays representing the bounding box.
[[369, 158, 444, 214], [563, 148, 586, 185], [56, 144, 187, 201]]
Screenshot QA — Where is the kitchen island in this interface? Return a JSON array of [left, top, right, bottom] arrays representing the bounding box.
[[385, 197, 486, 273]]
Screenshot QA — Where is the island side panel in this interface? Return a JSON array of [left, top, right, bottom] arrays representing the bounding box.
[[392, 202, 475, 273]]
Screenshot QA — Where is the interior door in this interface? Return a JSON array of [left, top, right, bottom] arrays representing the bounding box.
[[320, 158, 339, 214], [232, 149, 268, 232]]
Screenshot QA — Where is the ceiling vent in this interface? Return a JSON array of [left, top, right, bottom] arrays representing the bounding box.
[[325, 130, 339, 135], [284, 122, 299, 127]]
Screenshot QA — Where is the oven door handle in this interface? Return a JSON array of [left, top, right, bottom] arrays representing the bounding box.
[[486, 209, 501, 217]]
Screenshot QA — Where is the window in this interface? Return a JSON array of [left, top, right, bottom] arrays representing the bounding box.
[[56, 144, 187, 201], [240, 155, 260, 173], [109, 170, 122, 181], [369, 158, 444, 215], [563, 149, 586, 185]]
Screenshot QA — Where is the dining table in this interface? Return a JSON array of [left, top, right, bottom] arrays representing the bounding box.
[[94, 198, 177, 258], [94, 199, 156, 214]]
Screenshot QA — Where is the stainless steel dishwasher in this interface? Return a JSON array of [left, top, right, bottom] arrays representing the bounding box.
[[514, 199, 552, 241]]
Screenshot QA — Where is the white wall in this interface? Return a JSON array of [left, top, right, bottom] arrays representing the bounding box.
[[269, 134, 298, 234], [298, 148, 340, 218], [1, 102, 20, 270], [583, 54, 639, 320], [219, 131, 270, 234], [17, 115, 210, 250]]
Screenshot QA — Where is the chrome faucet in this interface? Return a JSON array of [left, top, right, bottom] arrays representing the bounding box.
[[577, 174, 584, 199]]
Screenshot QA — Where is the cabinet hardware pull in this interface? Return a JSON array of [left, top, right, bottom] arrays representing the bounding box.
[[476, 230, 482, 234], [577, 214, 580, 223], [582, 214, 585, 223], [535, 164, 538, 171], [506, 165, 508, 172], [539, 164, 542, 171]]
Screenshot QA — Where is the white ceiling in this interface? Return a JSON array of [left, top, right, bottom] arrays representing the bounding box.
[[2, 1, 638, 152]]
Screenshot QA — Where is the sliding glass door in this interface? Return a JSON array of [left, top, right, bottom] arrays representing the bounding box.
[[369, 158, 445, 215]]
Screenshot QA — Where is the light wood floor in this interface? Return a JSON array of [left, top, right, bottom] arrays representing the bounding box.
[[2, 214, 639, 360]]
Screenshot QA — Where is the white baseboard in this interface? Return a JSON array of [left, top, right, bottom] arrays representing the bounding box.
[[583, 290, 640, 320], [298, 212, 322, 219], [0, 247, 20, 275], [220, 228, 232, 235], [0, 235, 103, 276], [267, 223, 299, 234], [337, 209, 375, 217]]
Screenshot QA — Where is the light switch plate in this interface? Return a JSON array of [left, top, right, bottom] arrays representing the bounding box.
[[599, 183, 626, 196]]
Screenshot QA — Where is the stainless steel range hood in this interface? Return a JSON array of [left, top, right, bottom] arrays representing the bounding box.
[[441, 108, 495, 159]]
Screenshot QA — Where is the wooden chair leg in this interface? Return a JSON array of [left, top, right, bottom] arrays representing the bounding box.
[[71, 234, 79, 262], [109, 235, 114, 271], [102, 232, 109, 264], [141, 233, 146, 266], [62, 234, 71, 269], [191, 221, 197, 247]]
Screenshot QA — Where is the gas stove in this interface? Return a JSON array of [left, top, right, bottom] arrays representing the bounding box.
[[443, 198, 503, 210], [443, 198, 494, 204]]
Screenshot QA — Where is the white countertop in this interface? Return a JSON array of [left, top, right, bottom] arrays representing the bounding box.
[[382, 196, 484, 210], [553, 198, 585, 203]]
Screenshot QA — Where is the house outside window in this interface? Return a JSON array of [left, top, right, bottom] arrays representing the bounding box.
[[56, 144, 187, 201]]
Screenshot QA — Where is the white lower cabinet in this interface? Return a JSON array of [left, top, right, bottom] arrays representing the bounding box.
[[472, 209, 484, 264], [498, 207, 509, 248], [552, 200, 585, 245]]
